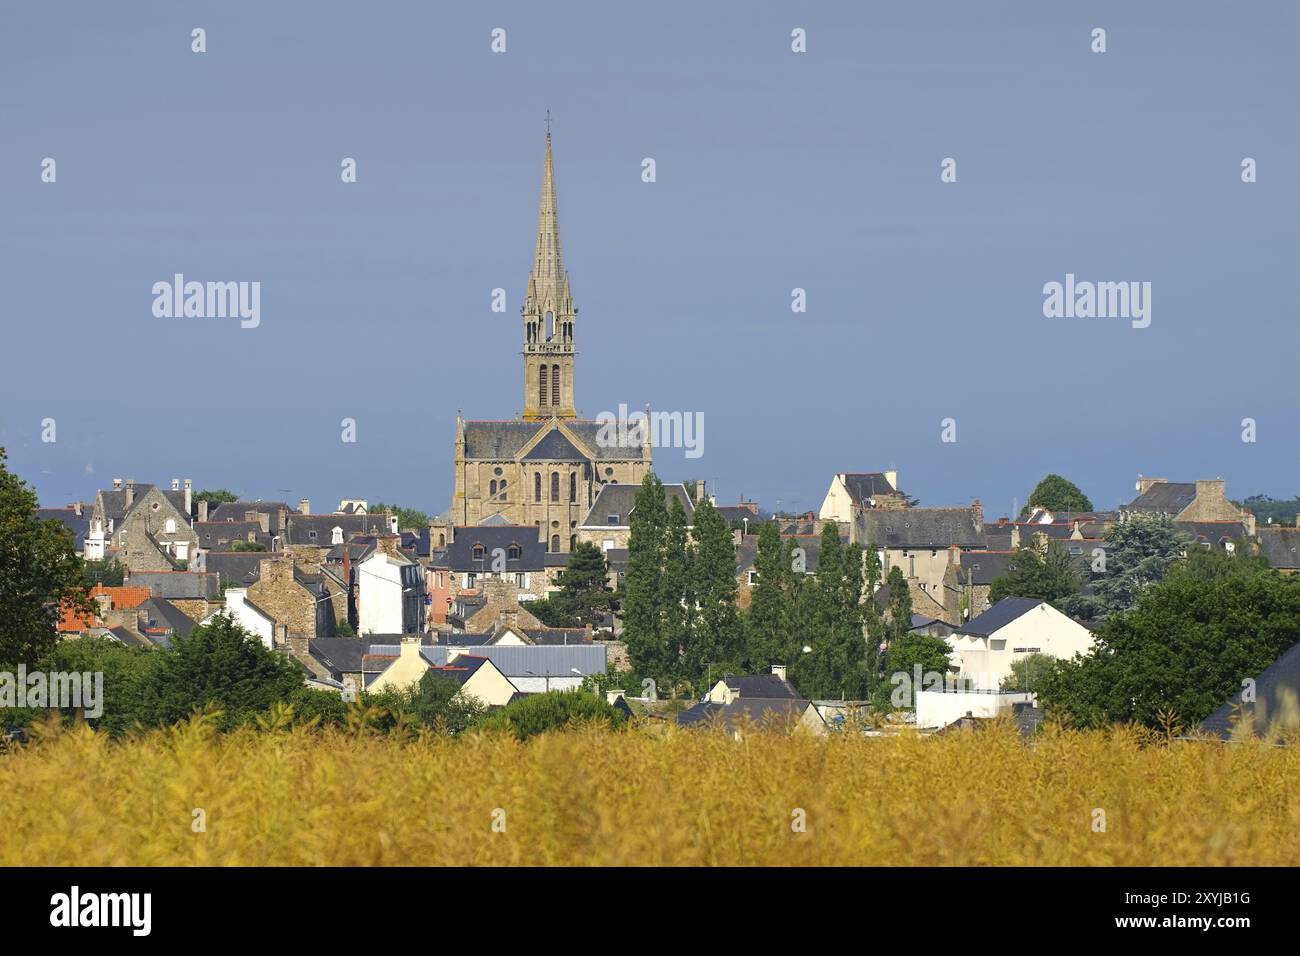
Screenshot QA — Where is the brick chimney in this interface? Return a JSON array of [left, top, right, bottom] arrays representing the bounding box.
[[1195, 478, 1226, 504]]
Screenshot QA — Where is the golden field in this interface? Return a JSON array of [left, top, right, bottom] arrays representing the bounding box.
[[2, 717, 1298, 866]]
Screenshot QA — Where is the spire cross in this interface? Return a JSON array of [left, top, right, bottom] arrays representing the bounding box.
[[545, 109, 552, 135]]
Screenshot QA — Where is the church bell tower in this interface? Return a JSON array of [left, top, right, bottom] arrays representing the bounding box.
[[521, 125, 577, 421]]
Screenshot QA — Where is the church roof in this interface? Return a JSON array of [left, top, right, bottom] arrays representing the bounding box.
[[462, 420, 644, 462], [523, 429, 586, 461], [581, 482, 695, 528]]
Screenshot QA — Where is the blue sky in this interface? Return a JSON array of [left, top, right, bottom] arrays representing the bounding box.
[[2, 1, 1297, 519]]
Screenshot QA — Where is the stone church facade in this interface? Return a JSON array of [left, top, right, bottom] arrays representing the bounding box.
[[448, 130, 652, 552]]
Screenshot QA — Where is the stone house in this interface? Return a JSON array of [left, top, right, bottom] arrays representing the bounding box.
[[91, 479, 199, 571], [818, 471, 909, 524]]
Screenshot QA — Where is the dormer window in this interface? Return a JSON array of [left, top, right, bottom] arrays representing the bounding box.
[[508, 544, 522, 560], [472, 544, 485, 561], [607, 514, 619, 525], [331, 526, 344, 545]]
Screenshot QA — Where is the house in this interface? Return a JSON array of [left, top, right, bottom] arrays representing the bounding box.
[[818, 471, 908, 524], [365, 637, 519, 705], [716, 497, 763, 530], [577, 482, 695, 554], [678, 668, 826, 739], [948, 597, 1095, 691], [1255, 522, 1300, 573], [734, 531, 825, 608], [202, 557, 334, 654], [357, 546, 425, 635], [856, 505, 986, 620], [444, 525, 549, 598], [1200, 640, 1300, 740], [89, 478, 199, 570], [209, 590, 277, 649], [35, 504, 91, 557], [1121, 477, 1249, 526]]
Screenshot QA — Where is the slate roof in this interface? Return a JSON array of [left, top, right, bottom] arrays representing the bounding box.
[[581, 482, 695, 527], [105, 626, 152, 649], [125, 570, 220, 600], [677, 697, 817, 732], [36, 508, 90, 550], [1256, 528, 1300, 570], [1175, 521, 1248, 551], [1200, 640, 1300, 739], [523, 429, 586, 461], [445, 526, 547, 571], [421, 644, 606, 678], [841, 472, 900, 503], [201, 552, 266, 587], [207, 502, 291, 529], [958, 551, 1014, 585], [717, 503, 762, 526], [136, 598, 195, 640], [463, 420, 640, 463], [736, 533, 824, 576], [857, 508, 985, 550], [956, 597, 1045, 637], [721, 673, 799, 699], [284, 513, 393, 546], [310, 638, 369, 675], [425, 655, 491, 686], [194, 521, 271, 550], [1125, 481, 1196, 515]]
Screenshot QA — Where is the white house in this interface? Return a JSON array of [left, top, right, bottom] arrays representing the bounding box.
[[947, 597, 1094, 691], [206, 590, 276, 649], [357, 550, 424, 635]]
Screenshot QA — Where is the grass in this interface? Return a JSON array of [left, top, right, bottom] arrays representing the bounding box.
[[2, 715, 1298, 866]]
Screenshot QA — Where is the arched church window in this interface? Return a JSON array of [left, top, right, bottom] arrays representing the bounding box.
[[569, 472, 577, 502], [550, 471, 560, 502], [552, 364, 560, 406], [551, 534, 560, 552], [489, 480, 497, 496], [534, 472, 542, 502], [539, 364, 548, 407]]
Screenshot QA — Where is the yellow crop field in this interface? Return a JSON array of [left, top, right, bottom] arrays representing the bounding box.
[[2, 716, 1298, 866]]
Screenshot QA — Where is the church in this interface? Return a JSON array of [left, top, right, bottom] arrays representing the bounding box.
[[448, 129, 653, 552]]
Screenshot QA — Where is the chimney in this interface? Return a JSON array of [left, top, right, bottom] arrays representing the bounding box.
[[884, 469, 898, 492], [1011, 525, 1021, 549], [771, 664, 787, 682], [971, 498, 983, 524], [299, 498, 311, 516], [125, 480, 135, 506], [198, 500, 209, 522], [184, 478, 192, 516], [112, 478, 123, 490], [258, 512, 270, 534], [245, 509, 259, 523], [1195, 478, 1226, 503], [73, 501, 83, 517], [695, 480, 706, 504], [399, 635, 423, 662], [1137, 475, 1166, 496], [171, 478, 180, 492]]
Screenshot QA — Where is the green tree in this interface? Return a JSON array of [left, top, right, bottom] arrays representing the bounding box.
[[790, 523, 868, 700], [230, 540, 268, 552], [686, 498, 743, 677], [622, 474, 672, 679], [1025, 474, 1094, 513], [132, 614, 304, 729], [1000, 652, 1056, 693], [6, 636, 154, 736], [546, 542, 615, 627], [366, 671, 484, 734], [660, 496, 696, 681], [195, 489, 239, 505], [368, 502, 430, 530], [474, 690, 626, 740], [1039, 552, 1300, 729], [989, 538, 1080, 606], [0, 449, 89, 667], [82, 558, 125, 588], [745, 522, 794, 669], [1064, 515, 1193, 620]]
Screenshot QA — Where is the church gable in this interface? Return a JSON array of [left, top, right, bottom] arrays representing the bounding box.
[[463, 421, 544, 461], [522, 427, 590, 462]]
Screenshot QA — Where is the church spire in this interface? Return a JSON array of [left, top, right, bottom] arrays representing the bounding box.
[[521, 121, 577, 421]]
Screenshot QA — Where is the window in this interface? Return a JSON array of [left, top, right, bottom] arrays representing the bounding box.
[[466, 573, 477, 588], [331, 526, 343, 545], [535, 472, 542, 502], [489, 480, 497, 496], [308, 530, 318, 541], [539, 365, 548, 407], [515, 573, 527, 588], [1012, 647, 1042, 654], [570, 534, 577, 551], [550, 472, 560, 502], [164, 518, 176, 534], [550, 534, 560, 552], [607, 514, 620, 525], [748, 571, 758, 585], [569, 472, 577, 502], [499, 479, 507, 499], [551, 364, 560, 406], [602, 539, 614, 551], [508, 544, 521, 560], [438, 533, 446, 547], [472, 544, 485, 561]]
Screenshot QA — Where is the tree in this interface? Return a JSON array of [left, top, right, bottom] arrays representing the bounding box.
[[745, 522, 794, 670], [1001, 652, 1056, 693], [660, 496, 696, 681], [132, 614, 304, 729], [989, 538, 1080, 607], [686, 498, 743, 676], [230, 540, 267, 552], [545, 542, 615, 627], [367, 671, 484, 734], [474, 690, 626, 740], [1038, 552, 1300, 729], [368, 501, 430, 530], [82, 558, 125, 588], [1063, 515, 1192, 620], [621, 474, 673, 679], [195, 489, 239, 505], [0, 448, 90, 667], [1025, 474, 1093, 514], [790, 523, 868, 700], [6, 636, 154, 736]]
